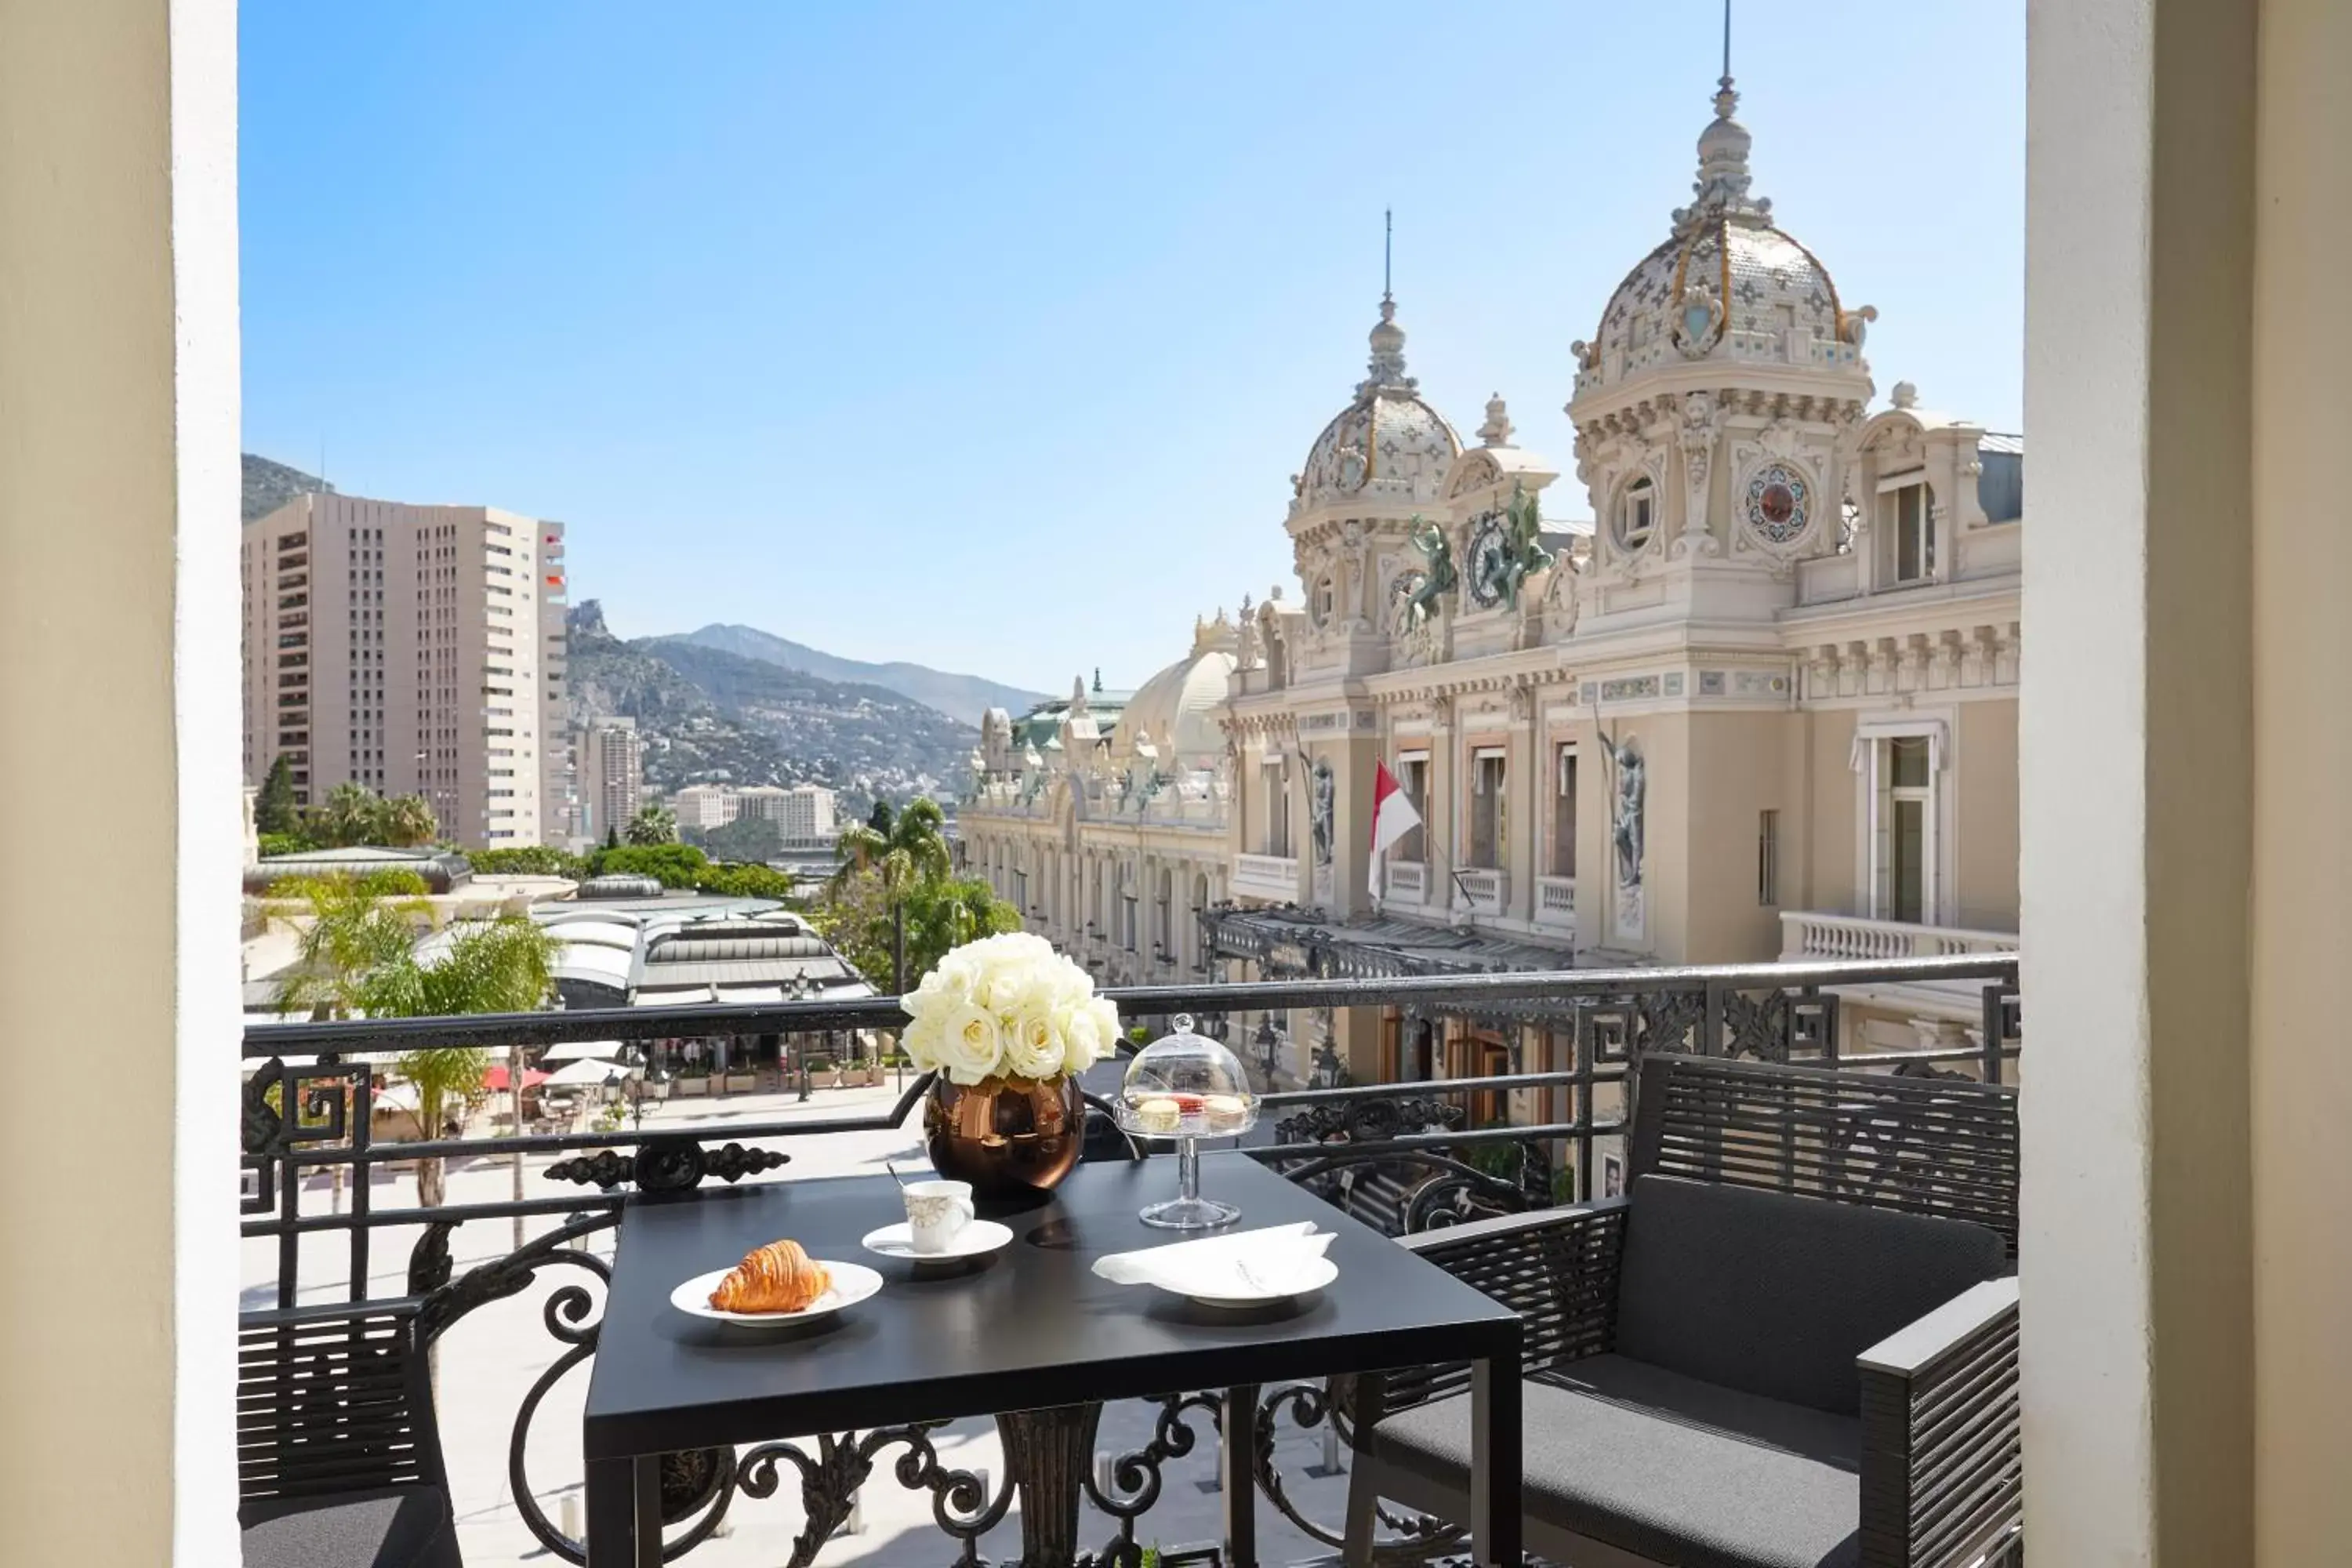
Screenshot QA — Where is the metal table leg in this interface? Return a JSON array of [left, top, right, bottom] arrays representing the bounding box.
[[1470, 1347, 1522, 1567], [584, 1454, 662, 1567], [1221, 1383, 1261, 1568], [996, 1402, 1105, 1568]]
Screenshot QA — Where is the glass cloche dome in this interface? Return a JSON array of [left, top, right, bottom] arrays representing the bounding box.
[[1116, 1014, 1258, 1141], [1116, 1014, 1257, 1229]]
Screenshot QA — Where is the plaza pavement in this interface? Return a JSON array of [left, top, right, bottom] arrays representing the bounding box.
[[241, 1079, 1361, 1566]]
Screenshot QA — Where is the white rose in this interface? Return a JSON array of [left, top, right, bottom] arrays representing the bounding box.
[[1054, 994, 1113, 1075], [931, 999, 1005, 1084], [1004, 1007, 1066, 1080], [979, 958, 1040, 1017], [900, 1011, 944, 1073]]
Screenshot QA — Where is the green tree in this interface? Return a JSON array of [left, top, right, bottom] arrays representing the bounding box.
[[353, 916, 557, 1207], [256, 755, 300, 836], [826, 796, 956, 989], [376, 794, 438, 848], [626, 804, 678, 845], [831, 795, 949, 897], [604, 824, 621, 849], [594, 842, 710, 888], [270, 869, 434, 1021], [307, 782, 381, 848], [816, 872, 1015, 989]]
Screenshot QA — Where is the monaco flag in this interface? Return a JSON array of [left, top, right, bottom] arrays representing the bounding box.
[[1368, 760, 1424, 893]]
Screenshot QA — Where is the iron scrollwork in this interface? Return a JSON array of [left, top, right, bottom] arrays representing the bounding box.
[[1251, 1382, 1462, 1552], [1084, 1391, 1223, 1566], [544, 1136, 789, 1192], [736, 1421, 1009, 1568]]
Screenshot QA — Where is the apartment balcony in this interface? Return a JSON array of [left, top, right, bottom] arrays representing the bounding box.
[[1780, 910, 2023, 1028], [1232, 851, 1298, 902], [1780, 910, 2017, 963], [1534, 873, 1577, 931], [1382, 859, 1428, 906], [238, 956, 2023, 1568], [1455, 864, 1508, 914]]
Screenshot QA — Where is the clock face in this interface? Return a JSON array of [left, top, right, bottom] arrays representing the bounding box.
[[1744, 463, 1811, 546], [1466, 517, 1508, 608]]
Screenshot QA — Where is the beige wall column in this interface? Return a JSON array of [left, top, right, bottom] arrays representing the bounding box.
[[2022, 0, 2256, 1559], [0, 1, 243, 1563], [2250, 0, 2352, 1555]]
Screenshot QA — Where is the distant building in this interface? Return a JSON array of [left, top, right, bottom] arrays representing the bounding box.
[[739, 783, 837, 841], [240, 491, 566, 846], [670, 783, 741, 831], [574, 717, 644, 843]]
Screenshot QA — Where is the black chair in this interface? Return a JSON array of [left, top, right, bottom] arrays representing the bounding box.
[[1342, 1054, 2023, 1568], [238, 1298, 462, 1568]]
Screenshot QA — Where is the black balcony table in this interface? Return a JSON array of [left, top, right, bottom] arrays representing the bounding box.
[[581, 1157, 1523, 1566]]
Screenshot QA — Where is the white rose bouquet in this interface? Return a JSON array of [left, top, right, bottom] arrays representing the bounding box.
[[900, 931, 1120, 1086]]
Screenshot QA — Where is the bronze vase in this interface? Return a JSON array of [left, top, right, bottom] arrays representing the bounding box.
[[924, 1073, 1083, 1200]]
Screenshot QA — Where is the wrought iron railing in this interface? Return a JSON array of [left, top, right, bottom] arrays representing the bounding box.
[[241, 953, 2020, 1566]]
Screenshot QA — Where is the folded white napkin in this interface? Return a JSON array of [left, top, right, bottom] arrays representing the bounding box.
[[1092, 1222, 1336, 1296]]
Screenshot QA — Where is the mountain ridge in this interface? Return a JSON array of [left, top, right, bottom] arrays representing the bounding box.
[[668, 622, 1047, 728], [566, 601, 975, 816]]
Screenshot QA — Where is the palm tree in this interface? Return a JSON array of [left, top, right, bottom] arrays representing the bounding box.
[[626, 804, 677, 845], [831, 795, 950, 895], [352, 916, 557, 1208], [829, 797, 955, 990], [309, 781, 380, 848], [376, 793, 437, 848], [273, 870, 432, 1021]]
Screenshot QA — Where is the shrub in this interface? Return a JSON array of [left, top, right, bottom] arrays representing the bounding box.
[[266, 867, 432, 901], [469, 845, 591, 880], [695, 862, 798, 900], [257, 831, 312, 859], [591, 842, 710, 889]]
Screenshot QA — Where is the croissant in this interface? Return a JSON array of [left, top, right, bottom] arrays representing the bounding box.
[[709, 1239, 830, 1314]]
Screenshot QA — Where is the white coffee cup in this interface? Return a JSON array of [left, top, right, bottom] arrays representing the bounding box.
[[904, 1178, 975, 1254]]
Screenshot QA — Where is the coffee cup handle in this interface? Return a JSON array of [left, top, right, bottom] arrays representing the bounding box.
[[950, 1194, 975, 1225]]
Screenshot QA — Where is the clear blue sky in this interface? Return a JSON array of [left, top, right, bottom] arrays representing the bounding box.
[[241, 2, 2024, 696]]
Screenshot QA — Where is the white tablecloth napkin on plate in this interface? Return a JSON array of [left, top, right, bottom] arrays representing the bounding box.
[[1091, 1222, 1336, 1296]]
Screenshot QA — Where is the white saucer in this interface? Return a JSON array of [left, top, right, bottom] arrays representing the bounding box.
[[859, 1218, 1014, 1262], [670, 1260, 882, 1327], [1173, 1254, 1338, 1308]]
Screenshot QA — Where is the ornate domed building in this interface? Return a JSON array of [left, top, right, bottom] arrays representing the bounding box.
[[967, 55, 2024, 1089]]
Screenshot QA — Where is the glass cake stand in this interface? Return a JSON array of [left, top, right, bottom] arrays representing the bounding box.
[[1114, 1014, 1261, 1229]]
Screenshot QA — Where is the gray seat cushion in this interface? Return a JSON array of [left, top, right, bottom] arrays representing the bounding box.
[[1615, 1174, 2008, 1415], [1368, 1356, 1862, 1568], [240, 1485, 460, 1568]]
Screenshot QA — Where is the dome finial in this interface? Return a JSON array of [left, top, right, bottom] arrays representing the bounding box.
[[1359, 209, 1415, 394], [1676, 0, 1767, 228]]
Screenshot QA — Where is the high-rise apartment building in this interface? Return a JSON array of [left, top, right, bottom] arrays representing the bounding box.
[[670, 783, 740, 832], [240, 492, 565, 847], [574, 717, 645, 844]]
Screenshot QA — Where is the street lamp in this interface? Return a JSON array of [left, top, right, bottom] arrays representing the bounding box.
[[789, 971, 814, 1102], [1254, 1014, 1283, 1082]]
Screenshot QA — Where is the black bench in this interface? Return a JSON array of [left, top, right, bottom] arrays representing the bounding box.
[[1342, 1054, 2023, 1568], [238, 1298, 461, 1568]]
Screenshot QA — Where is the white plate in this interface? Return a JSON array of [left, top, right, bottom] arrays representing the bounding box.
[[859, 1218, 1014, 1262], [1175, 1254, 1339, 1308], [670, 1260, 882, 1327]]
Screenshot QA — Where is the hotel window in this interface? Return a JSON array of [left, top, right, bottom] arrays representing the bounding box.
[[1551, 743, 1577, 878], [1882, 480, 1935, 583], [1468, 748, 1508, 870], [1395, 752, 1428, 863], [1155, 870, 1173, 953], [1867, 733, 1938, 924], [1758, 808, 1780, 906], [1615, 476, 1655, 553]]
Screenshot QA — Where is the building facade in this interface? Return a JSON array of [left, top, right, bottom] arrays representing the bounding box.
[[961, 74, 2021, 1079], [240, 492, 567, 846], [572, 716, 645, 846]]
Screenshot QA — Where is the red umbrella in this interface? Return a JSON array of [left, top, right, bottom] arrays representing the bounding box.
[[483, 1065, 550, 1093]]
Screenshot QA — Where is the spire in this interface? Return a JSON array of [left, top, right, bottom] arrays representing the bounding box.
[[1358, 209, 1415, 395]]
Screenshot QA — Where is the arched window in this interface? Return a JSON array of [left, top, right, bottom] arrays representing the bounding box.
[[1616, 476, 1656, 552]]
